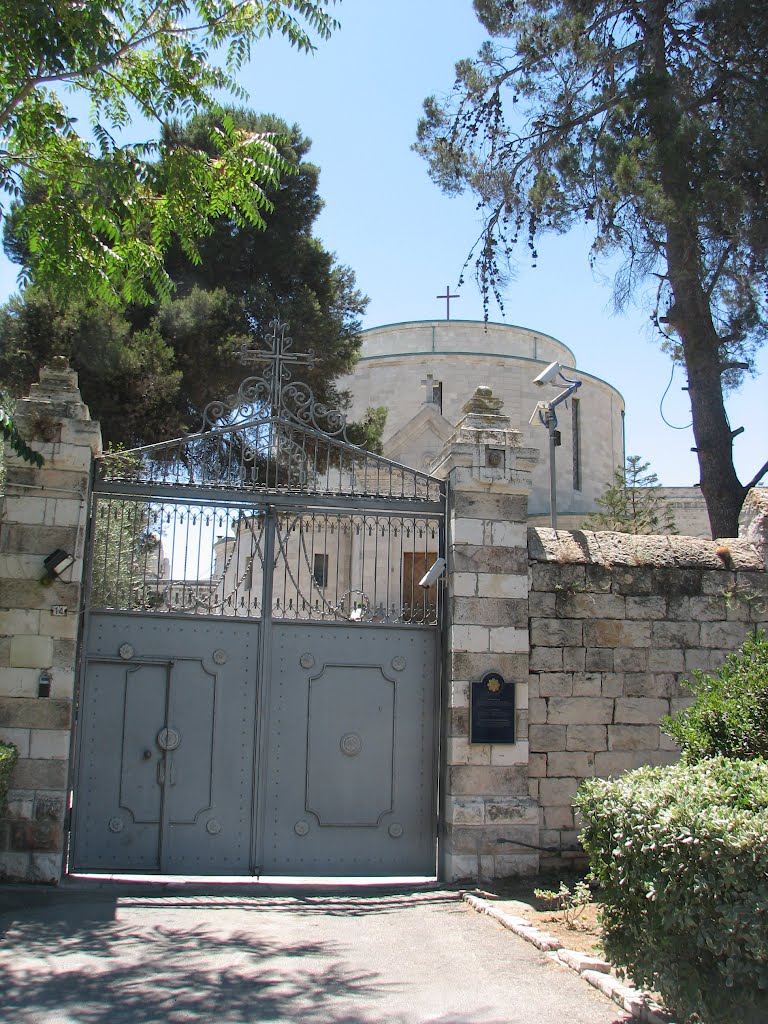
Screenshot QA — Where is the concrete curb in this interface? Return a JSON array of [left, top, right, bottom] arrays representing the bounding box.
[[461, 892, 676, 1024]]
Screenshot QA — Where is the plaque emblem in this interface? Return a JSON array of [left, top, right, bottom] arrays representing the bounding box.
[[157, 727, 181, 751], [339, 732, 362, 757], [486, 675, 502, 693]]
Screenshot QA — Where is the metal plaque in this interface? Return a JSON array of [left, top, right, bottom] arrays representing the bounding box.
[[470, 672, 516, 745]]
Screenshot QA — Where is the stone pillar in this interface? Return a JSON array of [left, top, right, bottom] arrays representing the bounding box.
[[430, 387, 540, 882], [0, 360, 101, 882]]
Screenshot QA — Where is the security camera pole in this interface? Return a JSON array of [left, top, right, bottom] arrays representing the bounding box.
[[529, 364, 582, 530]]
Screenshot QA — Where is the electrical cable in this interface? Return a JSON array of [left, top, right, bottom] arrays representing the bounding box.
[[659, 361, 692, 430]]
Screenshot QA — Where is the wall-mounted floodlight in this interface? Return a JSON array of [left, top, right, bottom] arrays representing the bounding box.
[[529, 366, 582, 529], [419, 557, 446, 589], [42, 549, 75, 582]]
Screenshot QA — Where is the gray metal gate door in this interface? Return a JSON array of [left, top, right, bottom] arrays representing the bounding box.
[[70, 321, 445, 876]]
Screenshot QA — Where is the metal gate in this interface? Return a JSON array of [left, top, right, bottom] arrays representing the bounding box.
[[70, 323, 445, 876]]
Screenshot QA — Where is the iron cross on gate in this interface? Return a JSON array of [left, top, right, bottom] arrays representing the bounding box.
[[239, 320, 316, 407]]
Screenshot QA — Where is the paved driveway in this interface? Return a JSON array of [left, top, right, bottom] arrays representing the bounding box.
[[0, 887, 630, 1023]]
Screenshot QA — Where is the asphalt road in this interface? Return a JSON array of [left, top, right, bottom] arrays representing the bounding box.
[[0, 887, 630, 1024]]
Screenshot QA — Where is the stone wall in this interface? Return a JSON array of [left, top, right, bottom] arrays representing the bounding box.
[[0, 362, 100, 882], [527, 527, 768, 868]]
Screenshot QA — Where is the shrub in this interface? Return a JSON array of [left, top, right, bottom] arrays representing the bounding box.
[[576, 757, 768, 1024], [662, 629, 768, 761], [0, 741, 18, 813]]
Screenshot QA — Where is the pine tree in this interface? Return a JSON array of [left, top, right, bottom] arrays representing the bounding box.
[[586, 456, 677, 534]]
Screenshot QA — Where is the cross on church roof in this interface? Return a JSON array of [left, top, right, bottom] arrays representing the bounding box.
[[436, 284, 460, 320], [239, 320, 316, 407]]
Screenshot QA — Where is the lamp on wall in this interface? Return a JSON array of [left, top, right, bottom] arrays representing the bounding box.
[[42, 548, 75, 583], [529, 363, 582, 530]]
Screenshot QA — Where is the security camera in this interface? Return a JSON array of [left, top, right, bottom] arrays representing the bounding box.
[[533, 361, 563, 387], [418, 557, 446, 588]]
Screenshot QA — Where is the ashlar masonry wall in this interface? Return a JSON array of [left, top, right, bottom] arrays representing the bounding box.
[[527, 525, 768, 867]]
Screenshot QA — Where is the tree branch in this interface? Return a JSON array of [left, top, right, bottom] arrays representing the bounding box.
[[745, 459, 768, 492]]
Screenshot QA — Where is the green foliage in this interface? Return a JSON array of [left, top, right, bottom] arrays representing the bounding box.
[[1, 398, 43, 467], [662, 630, 768, 762], [533, 879, 592, 929], [576, 758, 768, 1024], [1, 112, 369, 449], [585, 455, 677, 534], [416, 0, 768, 537], [0, 0, 337, 304], [0, 741, 18, 813]]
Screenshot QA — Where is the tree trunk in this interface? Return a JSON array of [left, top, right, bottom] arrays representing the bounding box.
[[644, 0, 746, 537]]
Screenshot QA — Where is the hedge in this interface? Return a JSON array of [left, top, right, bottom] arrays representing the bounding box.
[[576, 757, 768, 1024], [0, 741, 18, 813]]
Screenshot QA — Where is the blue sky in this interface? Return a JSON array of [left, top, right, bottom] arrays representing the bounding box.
[[1, 0, 765, 490]]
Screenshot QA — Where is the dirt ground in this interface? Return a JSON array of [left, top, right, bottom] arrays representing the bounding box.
[[476, 871, 606, 956]]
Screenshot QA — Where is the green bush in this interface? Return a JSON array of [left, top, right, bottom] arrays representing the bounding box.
[[0, 741, 18, 813], [576, 757, 768, 1024], [662, 629, 768, 761]]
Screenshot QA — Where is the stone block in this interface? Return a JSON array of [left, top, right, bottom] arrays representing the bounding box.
[[556, 592, 626, 619], [530, 564, 585, 592], [1, 523, 79, 557], [451, 573, 478, 598], [484, 797, 539, 824], [449, 708, 470, 737], [530, 647, 563, 672], [614, 698, 669, 724], [584, 565, 613, 592], [600, 673, 624, 697], [652, 567, 703, 597], [453, 491, 529, 522], [29, 729, 71, 760], [9, 635, 54, 670], [0, 727, 30, 757], [648, 648, 685, 673], [0, 852, 31, 881], [614, 648, 648, 672], [546, 697, 614, 725], [543, 805, 575, 830], [490, 522, 526, 547], [489, 627, 528, 653], [571, 673, 602, 697], [566, 725, 608, 752], [34, 791, 66, 822], [451, 652, 528, 682], [538, 777, 580, 805], [452, 544, 528, 575], [608, 725, 660, 751], [562, 647, 586, 672], [30, 852, 62, 883], [0, 697, 71, 729], [528, 698, 547, 724], [447, 764, 528, 797], [443, 853, 481, 882], [9, 818, 62, 853], [528, 591, 556, 617], [493, 853, 539, 877], [1, 578, 75, 611], [689, 595, 729, 621], [625, 596, 667, 620], [9, 758, 68, 789], [450, 625, 489, 652], [490, 742, 528, 766], [0, 668, 43, 698], [684, 648, 713, 672], [445, 823, 540, 856], [0, 609, 41, 636], [652, 621, 701, 647], [528, 753, 547, 777], [452, 596, 527, 627], [585, 648, 614, 671], [528, 724, 567, 752], [476, 575, 528, 600], [622, 674, 665, 698], [666, 596, 693, 621], [449, 680, 470, 709], [700, 621, 753, 649], [583, 620, 652, 648], [451, 517, 485, 545], [546, 751, 595, 777], [529, 619, 583, 647], [538, 673, 573, 698], [610, 568, 654, 595], [445, 797, 485, 825]]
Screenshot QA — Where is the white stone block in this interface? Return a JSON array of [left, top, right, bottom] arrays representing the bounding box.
[[445, 796, 485, 825], [444, 853, 480, 882], [5, 497, 47, 525], [0, 727, 30, 757], [10, 635, 54, 669], [450, 680, 470, 708], [447, 738, 490, 765], [490, 741, 529, 766], [0, 554, 43, 579], [451, 572, 478, 597], [450, 625, 490, 652], [476, 574, 528, 599], [0, 668, 41, 698], [451, 517, 486, 545], [0, 609, 41, 635], [490, 521, 527, 547], [489, 627, 528, 652], [29, 729, 71, 760], [52, 499, 86, 528]]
